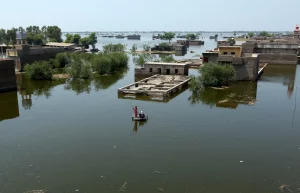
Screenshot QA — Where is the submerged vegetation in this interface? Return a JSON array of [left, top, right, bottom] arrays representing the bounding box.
[[25, 61, 53, 80], [24, 44, 129, 80], [191, 63, 235, 88], [103, 43, 126, 53]]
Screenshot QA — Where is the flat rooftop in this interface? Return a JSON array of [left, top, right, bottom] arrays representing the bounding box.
[[145, 62, 189, 66], [118, 75, 190, 97], [45, 42, 75, 47], [218, 46, 241, 48]]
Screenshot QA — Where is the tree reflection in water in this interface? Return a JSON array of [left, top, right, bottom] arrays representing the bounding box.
[[189, 82, 258, 109]]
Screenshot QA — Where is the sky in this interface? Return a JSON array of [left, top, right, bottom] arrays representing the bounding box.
[[1, 0, 299, 32]]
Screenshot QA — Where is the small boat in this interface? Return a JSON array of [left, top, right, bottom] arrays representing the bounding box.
[[132, 114, 148, 121]]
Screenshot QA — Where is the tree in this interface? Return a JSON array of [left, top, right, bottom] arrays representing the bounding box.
[[227, 38, 235, 46], [47, 26, 62, 42], [0, 29, 6, 43], [160, 32, 175, 43], [259, 31, 274, 37], [80, 37, 89, 49], [5, 28, 17, 45], [65, 33, 73, 43], [71, 34, 81, 44], [87, 32, 97, 49], [248, 32, 254, 38], [186, 33, 196, 40]]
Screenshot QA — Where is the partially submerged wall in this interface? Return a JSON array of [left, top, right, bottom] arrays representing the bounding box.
[[259, 53, 297, 65], [135, 62, 189, 76], [232, 56, 259, 81], [0, 59, 17, 93]]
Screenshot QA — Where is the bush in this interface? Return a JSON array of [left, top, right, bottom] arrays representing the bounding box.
[[103, 44, 126, 53], [25, 61, 53, 80], [54, 53, 69, 68], [68, 55, 92, 79], [92, 56, 112, 75], [199, 63, 235, 87]]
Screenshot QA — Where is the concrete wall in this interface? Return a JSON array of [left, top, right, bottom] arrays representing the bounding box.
[[259, 53, 298, 65], [202, 53, 218, 63], [232, 56, 259, 81], [217, 41, 231, 48], [135, 63, 188, 76], [0, 59, 17, 93], [219, 47, 242, 57], [7, 46, 65, 70]]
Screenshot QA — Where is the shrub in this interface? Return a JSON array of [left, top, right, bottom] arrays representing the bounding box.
[[199, 63, 235, 87], [68, 55, 92, 79], [103, 44, 126, 53], [131, 44, 137, 53], [25, 61, 53, 80], [54, 53, 69, 68], [143, 44, 151, 51], [92, 56, 112, 75]]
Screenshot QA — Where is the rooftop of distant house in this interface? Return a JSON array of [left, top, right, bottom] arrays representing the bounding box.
[[45, 42, 75, 47]]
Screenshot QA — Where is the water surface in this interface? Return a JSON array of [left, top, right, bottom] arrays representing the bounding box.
[[0, 34, 300, 193]]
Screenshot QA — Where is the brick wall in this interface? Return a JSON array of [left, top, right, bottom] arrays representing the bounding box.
[[259, 53, 297, 65], [232, 56, 259, 81], [0, 59, 17, 93]]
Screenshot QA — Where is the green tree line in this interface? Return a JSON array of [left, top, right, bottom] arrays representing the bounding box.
[[0, 26, 62, 45]]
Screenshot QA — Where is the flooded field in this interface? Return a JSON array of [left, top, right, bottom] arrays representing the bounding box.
[[0, 33, 300, 193]]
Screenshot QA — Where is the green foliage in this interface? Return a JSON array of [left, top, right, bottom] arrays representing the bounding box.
[[65, 33, 73, 43], [215, 34, 218, 38], [80, 37, 90, 49], [67, 54, 92, 79], [259, 31, 274, 37], [72, 34, 81, 44], [248, 32, 255, 38], [92, 52, 128, 75], [143, 44, 151, 51], [103, 43, 126, 53], [186, 33, 196, 40], [92, 56, 112, 75], [47, 26, 63, 42], [195, 63, 235, 87], [0, 29, 6, 43], [87, 32, 97, 49], [158, 42, 171, 51], [53, 53, 69, 68], [131, 44, 137, 53], [79, 33, 97, 49], [133, 53, 155, 66], [0, 28, 18, 45], [159, 54, 175, 62], [227, 38, 236, 46], [65, 33, 81, 44], [25, 61, 53, 80], [160, 32, 176, 42]]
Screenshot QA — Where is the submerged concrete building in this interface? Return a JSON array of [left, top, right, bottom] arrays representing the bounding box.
[[242, 38, 299, 65], [0, 59, 17, 93], [135, 62, 189, 76]]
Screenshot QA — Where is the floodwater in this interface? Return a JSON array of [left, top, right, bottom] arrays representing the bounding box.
[[0, 33, 300, 193]]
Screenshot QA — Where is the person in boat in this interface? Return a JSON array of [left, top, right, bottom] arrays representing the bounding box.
[[139, 111, 145, 118], [133, 106, 138, 118]]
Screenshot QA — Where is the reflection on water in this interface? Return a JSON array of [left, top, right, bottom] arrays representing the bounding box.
[[133, 120, 147, 132], [189, 82, 257, 109], [0, 92, 19, 122], [260, 65, 297, 98]]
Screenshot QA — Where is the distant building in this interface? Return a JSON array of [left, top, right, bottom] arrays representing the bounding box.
[[294, 24, 300, 38], [16, 31, 27, 45], [135, 62, 189, 76], [127, 34, 141, 40]]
